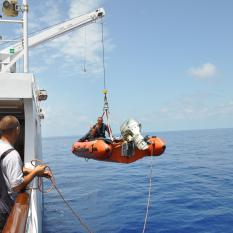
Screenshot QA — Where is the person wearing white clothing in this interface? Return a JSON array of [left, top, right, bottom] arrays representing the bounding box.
[[0, 115, 51, 232]]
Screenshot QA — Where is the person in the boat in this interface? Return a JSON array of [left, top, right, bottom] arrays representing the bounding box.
[[0, 116, 52, 232], [92, 117, 110, 139], [78, 126, 96, 142], [79, 117, 110, 142]]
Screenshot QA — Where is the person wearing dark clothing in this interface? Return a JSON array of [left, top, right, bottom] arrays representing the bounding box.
[[92, 117, 110, 138], [78, 127, 95, 142], [79, 117, 110, 142]]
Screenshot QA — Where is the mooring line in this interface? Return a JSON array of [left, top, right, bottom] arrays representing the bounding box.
[[30, 160, 93, 233]]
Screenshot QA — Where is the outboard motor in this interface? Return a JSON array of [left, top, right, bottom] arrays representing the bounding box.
[[120, 119, 148, 156]]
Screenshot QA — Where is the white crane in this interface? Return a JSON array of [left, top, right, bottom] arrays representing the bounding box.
[[0, 7, 105, 73], [0, 2, 106, 232]]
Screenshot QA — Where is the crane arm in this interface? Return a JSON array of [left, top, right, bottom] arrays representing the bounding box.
[[0, 8, 105, 72]]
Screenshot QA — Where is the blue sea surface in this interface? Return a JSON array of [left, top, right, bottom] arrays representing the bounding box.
[[42, 128, 233, 233]]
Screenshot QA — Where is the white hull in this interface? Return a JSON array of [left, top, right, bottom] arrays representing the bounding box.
[[0, 73, 43, 233]]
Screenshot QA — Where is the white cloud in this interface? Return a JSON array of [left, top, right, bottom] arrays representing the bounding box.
[[159, 94, 209, 120], [188, 63, 217, 79], [42, 104, 91, 137], [28, 0, 62, 31], [30, 65, 47, 74], [138, 92, 233, 132], [28, 0, 112, 77], [69, 0, 103, 18]]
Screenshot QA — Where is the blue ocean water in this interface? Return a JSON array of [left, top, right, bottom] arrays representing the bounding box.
[[42, 128, 233, 233]]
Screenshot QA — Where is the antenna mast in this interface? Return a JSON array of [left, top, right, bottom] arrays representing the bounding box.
[[22, 0, 29, 72], [0, 0, 29, 72]]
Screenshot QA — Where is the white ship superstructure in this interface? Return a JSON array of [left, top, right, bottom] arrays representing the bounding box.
[[0, 1, 105, 232]]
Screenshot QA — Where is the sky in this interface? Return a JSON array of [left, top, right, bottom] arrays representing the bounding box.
[[1, 0, 233, 137]]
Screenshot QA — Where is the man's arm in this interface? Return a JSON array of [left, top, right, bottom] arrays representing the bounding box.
[[23, 167, 52, 178], [23, 167, 32, 175], [79, 127, 94, 141], [12, 165, 47, 192]]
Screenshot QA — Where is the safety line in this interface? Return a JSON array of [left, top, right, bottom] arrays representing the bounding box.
[[30, 160, 93, 233], [142, 144, 154, 233]]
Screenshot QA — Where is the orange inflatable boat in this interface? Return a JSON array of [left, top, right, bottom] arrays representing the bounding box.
[[72, 136, 166, 163]]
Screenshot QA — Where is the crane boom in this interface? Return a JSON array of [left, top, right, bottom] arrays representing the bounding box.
[[0, 8, 105, 72]]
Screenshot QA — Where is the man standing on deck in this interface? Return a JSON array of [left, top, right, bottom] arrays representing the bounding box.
[[0, 116, 51, 232]]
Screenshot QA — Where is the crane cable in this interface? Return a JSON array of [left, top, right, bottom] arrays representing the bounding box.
[[101, 21, 106, 91], [83, 26, 87, 72], [29, 160, 93, 233], [101, 21, 113, 140], [101, 19, 153, 232], [101, 21, 154, 232]]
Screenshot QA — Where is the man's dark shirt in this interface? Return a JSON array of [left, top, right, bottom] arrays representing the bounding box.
[[79, 131, 95, 142], [79, 123, 108, 142], [95, 123, 108, 138]]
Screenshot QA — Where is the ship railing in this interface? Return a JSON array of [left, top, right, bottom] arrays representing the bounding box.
[[2, 191, 30, 233]]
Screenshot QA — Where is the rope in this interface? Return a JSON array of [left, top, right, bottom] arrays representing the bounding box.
[[101, 92, 113, 140], [105, 107, 113, 141], [142, 143, 154, 233], [100, 21, 113, 141], [30, 160, 93, 233], [83, 26, 87, 72]]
